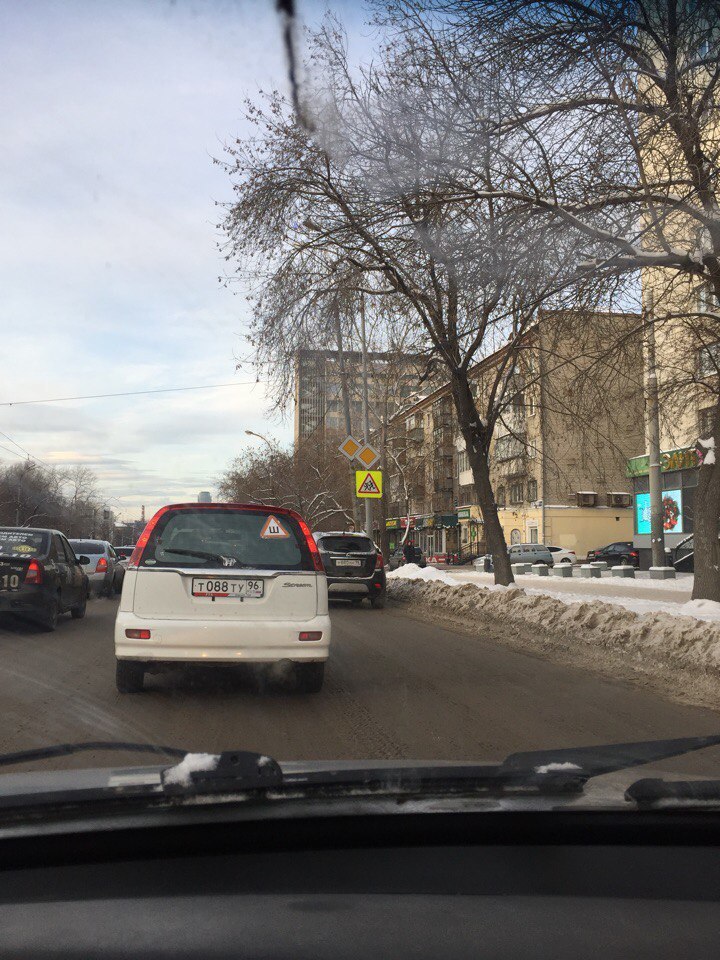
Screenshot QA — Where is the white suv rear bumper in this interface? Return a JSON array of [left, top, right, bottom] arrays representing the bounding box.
[[115, 611, 331, 663]]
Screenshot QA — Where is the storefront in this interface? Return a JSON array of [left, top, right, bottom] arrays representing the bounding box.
[[384, 517, 415, 552], [456, 506, 485, 557], [627, 446, 700, 566]]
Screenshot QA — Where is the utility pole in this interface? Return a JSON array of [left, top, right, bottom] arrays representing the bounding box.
[[333, 298, 361, 532], [645, 289, 665, 568], [359, 294, 373, 539]]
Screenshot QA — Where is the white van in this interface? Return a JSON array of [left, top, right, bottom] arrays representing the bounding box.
[[114, 503, 330, 694]]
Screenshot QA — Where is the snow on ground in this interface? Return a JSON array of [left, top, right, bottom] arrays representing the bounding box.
[[388, 564, 719, 622], [387, 564, 720, 689]]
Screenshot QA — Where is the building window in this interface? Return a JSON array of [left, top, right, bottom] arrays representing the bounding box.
[[699, 342, 720, 377], [527, 479, 538, 501], [699, 407, 715, 437], [509, 481, 524, 504], [457, 450, 470, 475], [699, 283, 717, 313], [528, 393, 536, 416], [496, 485, 506, 507], [494, 433, 525, 461], [528, 526, 539, 544]]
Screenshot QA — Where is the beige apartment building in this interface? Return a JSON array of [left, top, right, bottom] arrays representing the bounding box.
[[384, 310, 644, 560]]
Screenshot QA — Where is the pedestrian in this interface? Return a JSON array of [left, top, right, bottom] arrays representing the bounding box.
[[403, 539, 415, 564]]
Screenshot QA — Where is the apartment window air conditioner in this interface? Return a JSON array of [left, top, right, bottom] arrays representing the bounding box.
[[607, 492, 632, 508], [577, 491, 598, 507]]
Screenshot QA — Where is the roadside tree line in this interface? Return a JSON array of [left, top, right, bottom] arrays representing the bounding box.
[[0, 461, 115, 539], [219, 0, 720, 600]]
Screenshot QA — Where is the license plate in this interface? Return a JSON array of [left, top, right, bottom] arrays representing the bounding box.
[[337, 559, 362, 567], [192, 577, 264, 598], [0, 570, 21, 592]]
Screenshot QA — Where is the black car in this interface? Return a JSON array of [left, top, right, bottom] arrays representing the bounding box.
[[387, 544, 427, 570], [0, 527, 90, 630], [314, 531, 386, 608], [585, 541, 639, 567]]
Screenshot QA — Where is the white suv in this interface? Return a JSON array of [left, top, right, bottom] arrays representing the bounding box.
[[114, 503, 330, 694]]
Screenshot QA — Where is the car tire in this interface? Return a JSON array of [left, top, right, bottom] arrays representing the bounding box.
[[561, 558, 572, 564], [619, 555, 629, 565], [71, 590, 88, 620], [370, 595, 385, 609], [295, 662, 324, 694], [116, 660, 145, 694], [40, 597, 59, 632]]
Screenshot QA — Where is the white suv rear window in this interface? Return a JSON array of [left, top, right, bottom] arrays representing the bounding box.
[[141, 508, 312, 571]]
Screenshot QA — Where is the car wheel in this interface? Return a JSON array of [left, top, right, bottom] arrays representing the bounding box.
[[619, 555, 629, 565], [40, 597, 59, 632], [561, 558, 571, 563], [370, 595, 385, 609], [71, 590, 88, 620], [116, 660, 145, 694], [295, 662, 325, 694]]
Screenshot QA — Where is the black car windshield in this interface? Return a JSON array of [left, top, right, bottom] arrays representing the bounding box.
[[69, 541, 105, 555], [142, 509, 310, 570], [319, 536, 374, 553], [0, 530, 50, 559]]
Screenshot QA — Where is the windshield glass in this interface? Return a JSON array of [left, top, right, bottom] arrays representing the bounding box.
[[142, 509, 309, 570], [0, 529, 50, 558], [69, 541, 105, 555], [319, 536, 374, 553], [0, 0, 718, 814]]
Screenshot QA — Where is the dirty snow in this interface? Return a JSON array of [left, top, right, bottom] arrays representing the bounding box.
[[163, 752, 219, 786]]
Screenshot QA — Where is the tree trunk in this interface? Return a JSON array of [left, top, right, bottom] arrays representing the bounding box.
[[692, 403, 720, 602], [450, 372, 514, 586]]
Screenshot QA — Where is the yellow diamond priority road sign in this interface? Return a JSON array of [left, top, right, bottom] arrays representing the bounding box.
[[355, 443, 380, 469], [356, 470, 382, 498], [338, 435, 361, 461]]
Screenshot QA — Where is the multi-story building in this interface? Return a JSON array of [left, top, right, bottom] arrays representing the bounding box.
[[625, 271, 714, 561], [384, 310, 645, 560], [293, 349, 426, 445]]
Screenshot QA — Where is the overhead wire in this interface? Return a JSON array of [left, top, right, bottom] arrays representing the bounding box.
[[0, 380, 260, 408]]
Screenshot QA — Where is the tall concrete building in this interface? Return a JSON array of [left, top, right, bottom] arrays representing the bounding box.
[[293, 349, 426, 445], [198, 491, 212, 503]]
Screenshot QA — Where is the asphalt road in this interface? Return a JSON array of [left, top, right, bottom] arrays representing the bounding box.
[[0, 595, 719, 774]]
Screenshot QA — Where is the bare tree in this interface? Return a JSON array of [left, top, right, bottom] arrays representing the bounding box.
[[441, 0, 720, 598], [220, 13, 589, 584]]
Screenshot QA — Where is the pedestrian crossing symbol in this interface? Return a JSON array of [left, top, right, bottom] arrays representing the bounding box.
[[355, 470, 382, 498], [259, 515, 290, 539]]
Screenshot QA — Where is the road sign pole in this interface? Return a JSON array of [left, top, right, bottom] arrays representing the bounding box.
[[360, 294, 372, 538]]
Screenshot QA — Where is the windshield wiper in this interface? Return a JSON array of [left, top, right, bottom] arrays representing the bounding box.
[[626, 778, 720, 806], [161, 548, 248, 567], [0, 741, 188, 769]]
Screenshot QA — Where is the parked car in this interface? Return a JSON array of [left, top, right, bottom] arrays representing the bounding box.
[[585, 541, 639, 567], [314, 531, 386, 608], [69, 540, 124, 596], [508, 543, 554, 566], [547, 545, 577, 564], [0, 527, 89, 630], [387, 544, 427, 570], [114, 503, 330, 694]]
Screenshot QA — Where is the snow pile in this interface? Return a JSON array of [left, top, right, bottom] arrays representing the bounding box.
[[387, 576, 720, 679], [163, 752, 219, 786]]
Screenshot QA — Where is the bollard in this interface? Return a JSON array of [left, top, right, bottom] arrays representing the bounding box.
[[552, 564, 574, 577], [532, 563, 550, 577], [589, 561, 608, 570], [511, 563, 532, 576], [579, 564, 601, 578], [611, 566, 635, 578], [649, 566, 676, 580]]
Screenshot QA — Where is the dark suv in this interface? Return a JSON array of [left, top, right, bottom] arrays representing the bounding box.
[[0, 527, 90, 630], [314, 532, 386, 608], [585, 541, 639, 567]]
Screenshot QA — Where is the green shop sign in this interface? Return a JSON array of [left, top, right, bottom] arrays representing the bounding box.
[[626, 446, 700, 478], [456, 508, 471, 520]]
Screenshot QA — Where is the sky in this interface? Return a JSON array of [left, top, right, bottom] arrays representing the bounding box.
[[0, 0, 365, 522]]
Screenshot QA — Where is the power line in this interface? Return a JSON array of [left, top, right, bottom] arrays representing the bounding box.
[[0, 380, 259, 407], [0, 429, 45, 464]]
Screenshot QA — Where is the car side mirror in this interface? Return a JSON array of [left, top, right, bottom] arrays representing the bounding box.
[[78, 555, 90, 566]]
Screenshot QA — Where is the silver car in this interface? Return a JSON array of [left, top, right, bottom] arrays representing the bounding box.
[[68, 540, 124, 597]]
